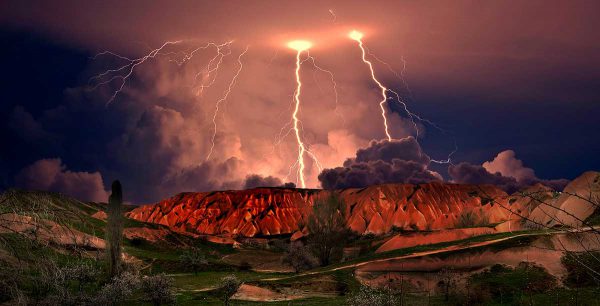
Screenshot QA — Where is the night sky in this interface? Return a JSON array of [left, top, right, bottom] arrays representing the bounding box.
[[1, 1, 598, 204]]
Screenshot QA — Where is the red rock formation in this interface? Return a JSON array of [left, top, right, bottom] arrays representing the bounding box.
[[128, 182, 525, 237]]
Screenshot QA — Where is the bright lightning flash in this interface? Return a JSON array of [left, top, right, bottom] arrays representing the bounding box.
[[206, 46, 250, 161], [287, 40, 313, 188], [349, 30, 457, 164], [348, 30, 392, 141], [91, 40, 252, 164]]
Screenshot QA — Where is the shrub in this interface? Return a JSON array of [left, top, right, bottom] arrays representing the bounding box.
[[65, 262, 99, 292], [437, 267, 460, 302], [281, 242, 318, 273], [347, 285, 398, 306], [562, 251, 600, 287], [219, 274, 241, 306], [467, 262, 556, 304], [140, 274, 176, 306], [179, 248, 208, 275], [95, 271, 140, 305]]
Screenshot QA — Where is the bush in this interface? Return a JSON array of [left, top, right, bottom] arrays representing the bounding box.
[[65, 262, 99, 292], [140, 274, 176, 306], [95, 271, 140, 305], [437, 267, 460, 302], [467, 262, 556, 304], [179, 248, 208, 275], [219, 274, 241, 306], [281, 242, 318, 273], [562, 251, 600, 287], [347, 285, 398, 306]]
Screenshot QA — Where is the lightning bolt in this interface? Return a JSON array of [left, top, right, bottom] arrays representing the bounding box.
[[191, 41, 233, 96], [206, 46, 249, 161], [89, 40, 234, 106], [89, 40, 183, 106], [278, 40, 328, 188], [349, 31, 393, 141], [349, 30, 457, 164], [291, 43, 310, 188], [374, 58, 457, 165]]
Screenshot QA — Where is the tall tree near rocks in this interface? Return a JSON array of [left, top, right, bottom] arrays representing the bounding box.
[[306, 193, 350, 266], [106, 180, 124, 277]]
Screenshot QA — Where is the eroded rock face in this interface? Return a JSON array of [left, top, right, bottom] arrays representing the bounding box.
[[526, 171, 600, 228], [127, 188, 320, 237], [127, 182, 527, 237]]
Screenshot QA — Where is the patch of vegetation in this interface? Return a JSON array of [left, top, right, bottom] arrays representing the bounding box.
[[282, 242, 318, 273], [562, 251, 600, 287], [467, 262, 557, 304], [179, 247, 208, 275], [346, 285, 399, 306]]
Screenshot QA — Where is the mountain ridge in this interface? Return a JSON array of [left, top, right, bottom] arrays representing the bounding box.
[[127, 182, 521, 237]]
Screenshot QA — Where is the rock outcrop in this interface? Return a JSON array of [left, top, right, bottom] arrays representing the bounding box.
[[127, 182, 526, 237], [526, 171, 600, 228]]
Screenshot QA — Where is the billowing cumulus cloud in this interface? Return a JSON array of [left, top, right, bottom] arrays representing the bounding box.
[[15, 158, 109, 202], [482, 150, 536, 182], [449, 150, 568, 193], [318, 137, 442, 189]]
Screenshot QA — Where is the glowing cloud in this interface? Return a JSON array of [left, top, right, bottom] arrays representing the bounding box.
[[287, 40, 312, 51], [348, 30, 364, 41]]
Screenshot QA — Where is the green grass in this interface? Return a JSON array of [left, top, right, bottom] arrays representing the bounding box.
[[173, 270, 290, 291]]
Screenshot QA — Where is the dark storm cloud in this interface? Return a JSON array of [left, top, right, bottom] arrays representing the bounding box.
[[8, 106, 54, 143], [158, 158, 244, 198], [318, 137, 441, 190], [243, 174, 283, 189], [15, 158, 109, 202], [353, 137, 430, 164], [448, 162, 520, 193]]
